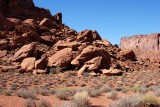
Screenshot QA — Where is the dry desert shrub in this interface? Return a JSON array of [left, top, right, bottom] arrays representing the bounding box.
[[55, 86, 74, 100], [3, 89, 13, 96], [55, 102, 77, 107], [153, 88, 160, 97], [38, 99, 52, 107], [24, 99, 36, 107], [72, 91, 91, 107], [109, 93, 160, 107], [15, 89, 36, 99], [106, 91, 118, 100]]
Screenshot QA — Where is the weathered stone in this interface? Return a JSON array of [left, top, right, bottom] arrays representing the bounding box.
[[48, 48, 74, 68], [94, 39, 112, 47], [55, 42, 81, 51], [23, 19, 39, 25], [12, 43, 36, 62], [0, 0, 53, 20], [0, 12, 14, 30], [53, 12, 62, 24], [22, 31, 41, 42], [41, 35, 56, 46], [0, 50, 7, 58], [33, 69, 47, 75], [85, 57, 102, 71], [119, 49, 136, 60], [7, 18, 22, 25], [101, 69, 123, 75], [21, 57, 36, 72], [78, 65, 87, 75], [71, 45, 111, 69], [35, 57, 47, 69], [77, 30, 101, 42], [39, 18, 59, 29]]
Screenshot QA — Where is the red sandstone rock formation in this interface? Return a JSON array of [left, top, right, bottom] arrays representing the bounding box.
[[0, 0, 158, 75], [120, 33, 160, 51]]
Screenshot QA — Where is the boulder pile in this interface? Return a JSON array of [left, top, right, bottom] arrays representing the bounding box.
[[0, 0, 159, 76]]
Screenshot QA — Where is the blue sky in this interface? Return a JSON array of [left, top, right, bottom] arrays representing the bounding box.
[[34, 0, 160, 45]]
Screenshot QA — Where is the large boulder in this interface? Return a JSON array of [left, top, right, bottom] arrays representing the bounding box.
[[119, 49, 136, 60], [71, 45, 111, 69], [54, 42, 81, 51], [23, 19, 39, 26], [0, 50, 7, 58], [22, 31, 41, 42], [35, 57, 47, 69], [94, 39, 112, 47], [77, 57, 102, 75], [85, 56, 102, 71], [12, 43, 36, 62], [77, 30, 102, 42], [53, 12, 62, 24], [15, 23, 39, 35], [0, 0, 53, 20], [0, 12, 14, 30], [21, 57, 36, 72], [39, 18, 59, 29], [48, 48, 74, 68]]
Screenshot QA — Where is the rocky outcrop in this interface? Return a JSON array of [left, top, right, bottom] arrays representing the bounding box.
[[48, 48, 75, 69], [0, 0, 159, 75], [120, 33, 160, 51], [0, 0, 52, 20], [0, 12, 14, 30], [21, 57, 36, 72], [12, 43, 36, 62], [120, 33, 160, 62]]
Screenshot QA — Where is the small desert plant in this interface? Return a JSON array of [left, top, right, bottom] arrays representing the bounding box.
[[15, 89, 36, 99], [116, 94, 143, 107], [109, 93, 160, 107], [99, 85, 112, 93], [48, 66, 63, 74], [55, 86, 74, 100], [3, 89, 13, 96], [38, 99, 52, 107], [24, 99, 36, 107], [38, 88, 53, 96], [138, 86, 149, 94], [153, 88, 160, 97], [106, 91, 118, 100], [143, 93, 159, 107], [72, 91, 90, 107], [88, 88, 101, 97], [55, 102, 77, 107], [130, 84, 140, 92]]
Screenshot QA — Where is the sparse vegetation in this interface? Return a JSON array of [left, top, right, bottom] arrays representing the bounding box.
[[153, 88, 160, 97], [109, 93, 160, 107], [55, 86, 74, 100], [3, 89, 13, 96], [38, 99, 52, 107], [72, 91, 90, 107], [24, 99, 36, 107], [55, 102, 77, 107], [106, 91, 118, 100], [15, 89, 36, 99]]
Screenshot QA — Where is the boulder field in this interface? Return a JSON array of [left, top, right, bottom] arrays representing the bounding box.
[[0, 0, 159, 76]]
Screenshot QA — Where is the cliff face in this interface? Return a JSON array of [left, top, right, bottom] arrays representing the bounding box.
[[0, 0, 52, 20], [120, 33, 160, 62], [120, 33, 160, 51]]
